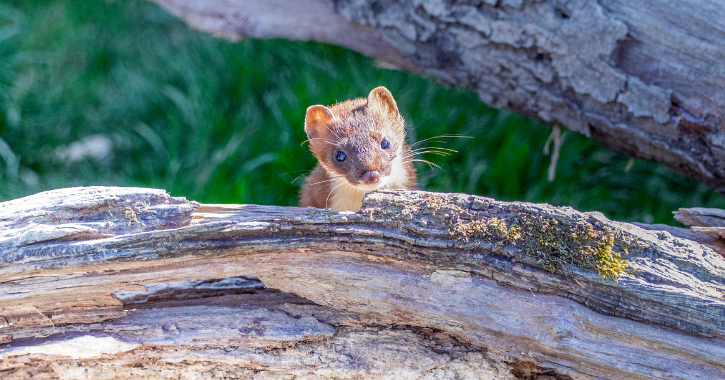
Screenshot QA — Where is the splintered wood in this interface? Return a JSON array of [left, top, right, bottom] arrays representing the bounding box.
[[674, 207, 725, 256]]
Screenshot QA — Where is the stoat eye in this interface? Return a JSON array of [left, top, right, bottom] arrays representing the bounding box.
[[381, 139, 390, 149], [335, 151, 346, 162]]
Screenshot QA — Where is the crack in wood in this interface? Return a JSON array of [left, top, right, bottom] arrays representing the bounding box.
[[1, 187, 724, 379]]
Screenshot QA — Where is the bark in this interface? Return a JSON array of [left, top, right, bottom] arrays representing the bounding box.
[[675, 207, 725, 229], [1, 187, 724, 379], [671, 207, 725, 254], [152, 0, 725, 192]]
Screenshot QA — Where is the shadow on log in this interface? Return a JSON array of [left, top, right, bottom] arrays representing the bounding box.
[[0, 187, 724, 379]]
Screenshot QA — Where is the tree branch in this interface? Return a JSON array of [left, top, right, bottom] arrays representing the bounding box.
[[152, 0, 725, 192]]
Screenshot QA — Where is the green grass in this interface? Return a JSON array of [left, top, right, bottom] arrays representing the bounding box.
[[0, 0, 723, 225]]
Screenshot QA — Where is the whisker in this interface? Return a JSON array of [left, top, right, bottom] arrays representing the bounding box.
[[305, 176, 344, 187], [290, 172, 311, 185], [401, 151, 452, 159], [409, 134, 471, 147], [403, 153, 448, 159], [409, 146, 458, 154], [403, 147, 458, 159], [405, 149, 454, 156], [310, 137, 339, 143], [282, 169, 313, 176], [417, 151, 451, 157], [325, 182, 345, 208], [279, 170, 313, 201], [403, 158, 441, 169], [301, 137, 339, 146]]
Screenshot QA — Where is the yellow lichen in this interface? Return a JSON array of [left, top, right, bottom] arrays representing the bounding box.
[[361, 195, 630, 280], [452, 210, 628, 280], [593, 234, 629, 280]]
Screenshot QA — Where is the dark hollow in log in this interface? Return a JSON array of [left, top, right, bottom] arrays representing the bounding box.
[[0, 186, 724, 379]]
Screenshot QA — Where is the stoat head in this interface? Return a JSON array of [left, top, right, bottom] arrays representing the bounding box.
[[305, 86, 406, 192]]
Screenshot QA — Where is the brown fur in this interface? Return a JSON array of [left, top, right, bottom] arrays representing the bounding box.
[[300, 87, 417, 212]]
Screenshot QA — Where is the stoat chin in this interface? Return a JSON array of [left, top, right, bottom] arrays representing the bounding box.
[[327, 156, 411, 212], [327, 177, 388, 212]]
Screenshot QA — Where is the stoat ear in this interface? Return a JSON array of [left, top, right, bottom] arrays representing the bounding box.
[[304, 105, 334, 140], [367, 86, 399, 115]]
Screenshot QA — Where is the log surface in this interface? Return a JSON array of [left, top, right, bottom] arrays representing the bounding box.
[[1, 187, 724, 379], [152, 0, 725, 192]]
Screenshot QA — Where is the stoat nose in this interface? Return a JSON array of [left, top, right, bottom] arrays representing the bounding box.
[[362, 171, 380, 184]]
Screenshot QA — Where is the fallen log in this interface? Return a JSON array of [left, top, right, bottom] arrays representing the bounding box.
[[151, 0, 725, 192], [0, 187, 724, 379]]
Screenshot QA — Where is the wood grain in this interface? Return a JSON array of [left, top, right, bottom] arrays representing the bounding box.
[[1, 187, 724, 379]]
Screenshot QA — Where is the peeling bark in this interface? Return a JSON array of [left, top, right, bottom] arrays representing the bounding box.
[[672, 207, 725, 255], [0, 187, 724, 379], [151, 0, 725, 192]]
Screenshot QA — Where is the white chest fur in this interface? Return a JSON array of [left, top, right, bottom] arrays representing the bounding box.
[[328, 156, 411, 212]]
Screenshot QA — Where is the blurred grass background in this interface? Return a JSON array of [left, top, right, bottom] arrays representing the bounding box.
[[0, 0, 723, 225]]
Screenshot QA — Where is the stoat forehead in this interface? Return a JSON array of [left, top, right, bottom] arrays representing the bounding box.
[[331, 103, 403, 152], [329, 112, 399, 179]]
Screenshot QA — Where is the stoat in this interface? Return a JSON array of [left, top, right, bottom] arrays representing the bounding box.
[[299, 86, 417, 212]]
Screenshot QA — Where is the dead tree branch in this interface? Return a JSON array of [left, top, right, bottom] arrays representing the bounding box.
[[152, 0, 725, 192]]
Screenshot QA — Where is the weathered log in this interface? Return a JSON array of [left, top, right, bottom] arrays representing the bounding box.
[[675, 207, 725, 229], [669, 208, 725, 255], [0, 187, 724, 379], [151, 0, 725, 192], [634, 221, 725, 258]]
